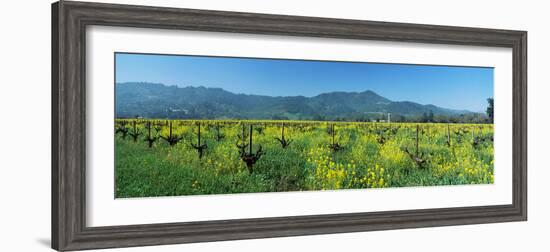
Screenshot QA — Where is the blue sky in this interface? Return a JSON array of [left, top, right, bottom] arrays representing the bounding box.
[[115, 53, 493, 112]]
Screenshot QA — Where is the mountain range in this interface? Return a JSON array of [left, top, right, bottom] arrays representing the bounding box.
[[115, 82, 481, 121]]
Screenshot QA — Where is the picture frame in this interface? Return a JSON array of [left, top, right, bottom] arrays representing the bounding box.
[[52, 1, 527, 251]]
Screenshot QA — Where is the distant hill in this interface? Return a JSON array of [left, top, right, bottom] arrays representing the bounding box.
[[115, 82, 484, 121]]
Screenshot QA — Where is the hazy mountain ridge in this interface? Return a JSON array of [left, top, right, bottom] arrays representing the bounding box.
[[115, 82, 483, 121]]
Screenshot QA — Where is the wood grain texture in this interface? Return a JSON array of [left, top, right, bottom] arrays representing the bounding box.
[[51, 1, 528, 251]]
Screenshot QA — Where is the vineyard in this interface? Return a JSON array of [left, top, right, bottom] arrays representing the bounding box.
[[115, 119, 494, 198]]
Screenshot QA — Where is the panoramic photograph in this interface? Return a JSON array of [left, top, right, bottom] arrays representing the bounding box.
[[114, 52, 494, 198]]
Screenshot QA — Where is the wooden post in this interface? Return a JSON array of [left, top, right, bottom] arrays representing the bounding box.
[[332, 124, 335, 145], [147, 122, 151, 139], [197, 123, 201, 145], [249, 125, 253, 154], [447, 124, 451, 146], [416, 125, 419, 156], [169, 121, 173, 138]]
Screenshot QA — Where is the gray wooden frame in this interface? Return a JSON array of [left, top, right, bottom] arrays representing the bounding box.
[[52, 1, 527, 251]]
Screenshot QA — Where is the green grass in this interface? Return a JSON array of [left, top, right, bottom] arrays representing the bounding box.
[[115, 120, 494, 198]]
